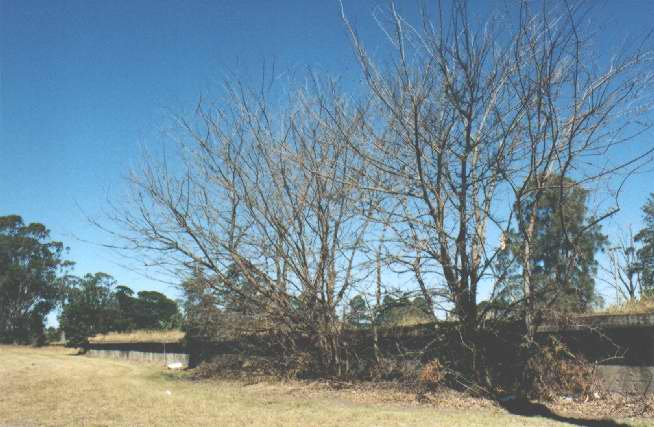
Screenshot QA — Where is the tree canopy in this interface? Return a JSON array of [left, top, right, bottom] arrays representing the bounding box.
[[636, 194, 654, 295], [498, 177, 606, 316], [60, 272, 181, 347], [0, 215, 70, 344], [59, 273, 119, 347]]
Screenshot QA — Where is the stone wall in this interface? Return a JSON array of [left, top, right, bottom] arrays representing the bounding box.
[[538, 313, 654, 333], [596, 365, 654, 395], [539, 313, 654, 366], [83, 314, 654, 395], [85, 342, 189, 367]]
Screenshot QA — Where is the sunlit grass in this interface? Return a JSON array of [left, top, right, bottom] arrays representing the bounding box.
[[1, 345, 649, 426], [88, 329, 185, 344], [592, 297, 654, 316]]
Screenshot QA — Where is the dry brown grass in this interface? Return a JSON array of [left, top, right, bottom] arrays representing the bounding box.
[[0, 345, 647, 426], [88, 329, 185, 344], [593, 298, 654, 316]]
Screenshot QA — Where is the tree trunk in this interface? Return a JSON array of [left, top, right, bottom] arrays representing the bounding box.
[[373, 247, 381, 363]]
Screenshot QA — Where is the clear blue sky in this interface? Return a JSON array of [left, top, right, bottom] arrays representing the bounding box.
[[2, 0, 654, 312]]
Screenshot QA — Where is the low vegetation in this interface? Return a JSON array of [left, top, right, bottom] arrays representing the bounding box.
[[593, 298, 654, 316], [1, 346, 648, 426]]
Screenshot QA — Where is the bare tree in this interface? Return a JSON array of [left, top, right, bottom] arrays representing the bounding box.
[[341, 0, 654, 340], [102, 0, 654, 381], [103, 77, 375, 375], [602, 227, 643, 301]]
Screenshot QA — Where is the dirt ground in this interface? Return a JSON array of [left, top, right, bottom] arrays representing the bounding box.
[[1, 345, 650, 426]]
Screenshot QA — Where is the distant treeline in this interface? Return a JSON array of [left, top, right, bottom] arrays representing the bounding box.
[[0, 214, 180, 346], [59, 273, 181, 347]]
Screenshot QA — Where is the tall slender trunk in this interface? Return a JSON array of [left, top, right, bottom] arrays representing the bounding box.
[[523, 212, 538, 343], [373, 246, 382, 363]]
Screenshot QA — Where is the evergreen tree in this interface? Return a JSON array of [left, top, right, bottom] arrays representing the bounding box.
[[59, 273, 119, 347], [636, 194, 654, 295], [0, 215, 70, 344], [374, 293, 433, 327], [345, 295, 369, 328], [499, 176, 606, 314], [60, 273, 180, 346], [132, 291, 179, 329], [113, 285, 136, 331]]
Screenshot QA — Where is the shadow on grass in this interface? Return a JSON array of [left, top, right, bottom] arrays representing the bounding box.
[[157, 370, 189, 382], [498, 398, 631, 427]]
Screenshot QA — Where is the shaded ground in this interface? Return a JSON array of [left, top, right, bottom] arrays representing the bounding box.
[[0, 346, 649, 426]]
